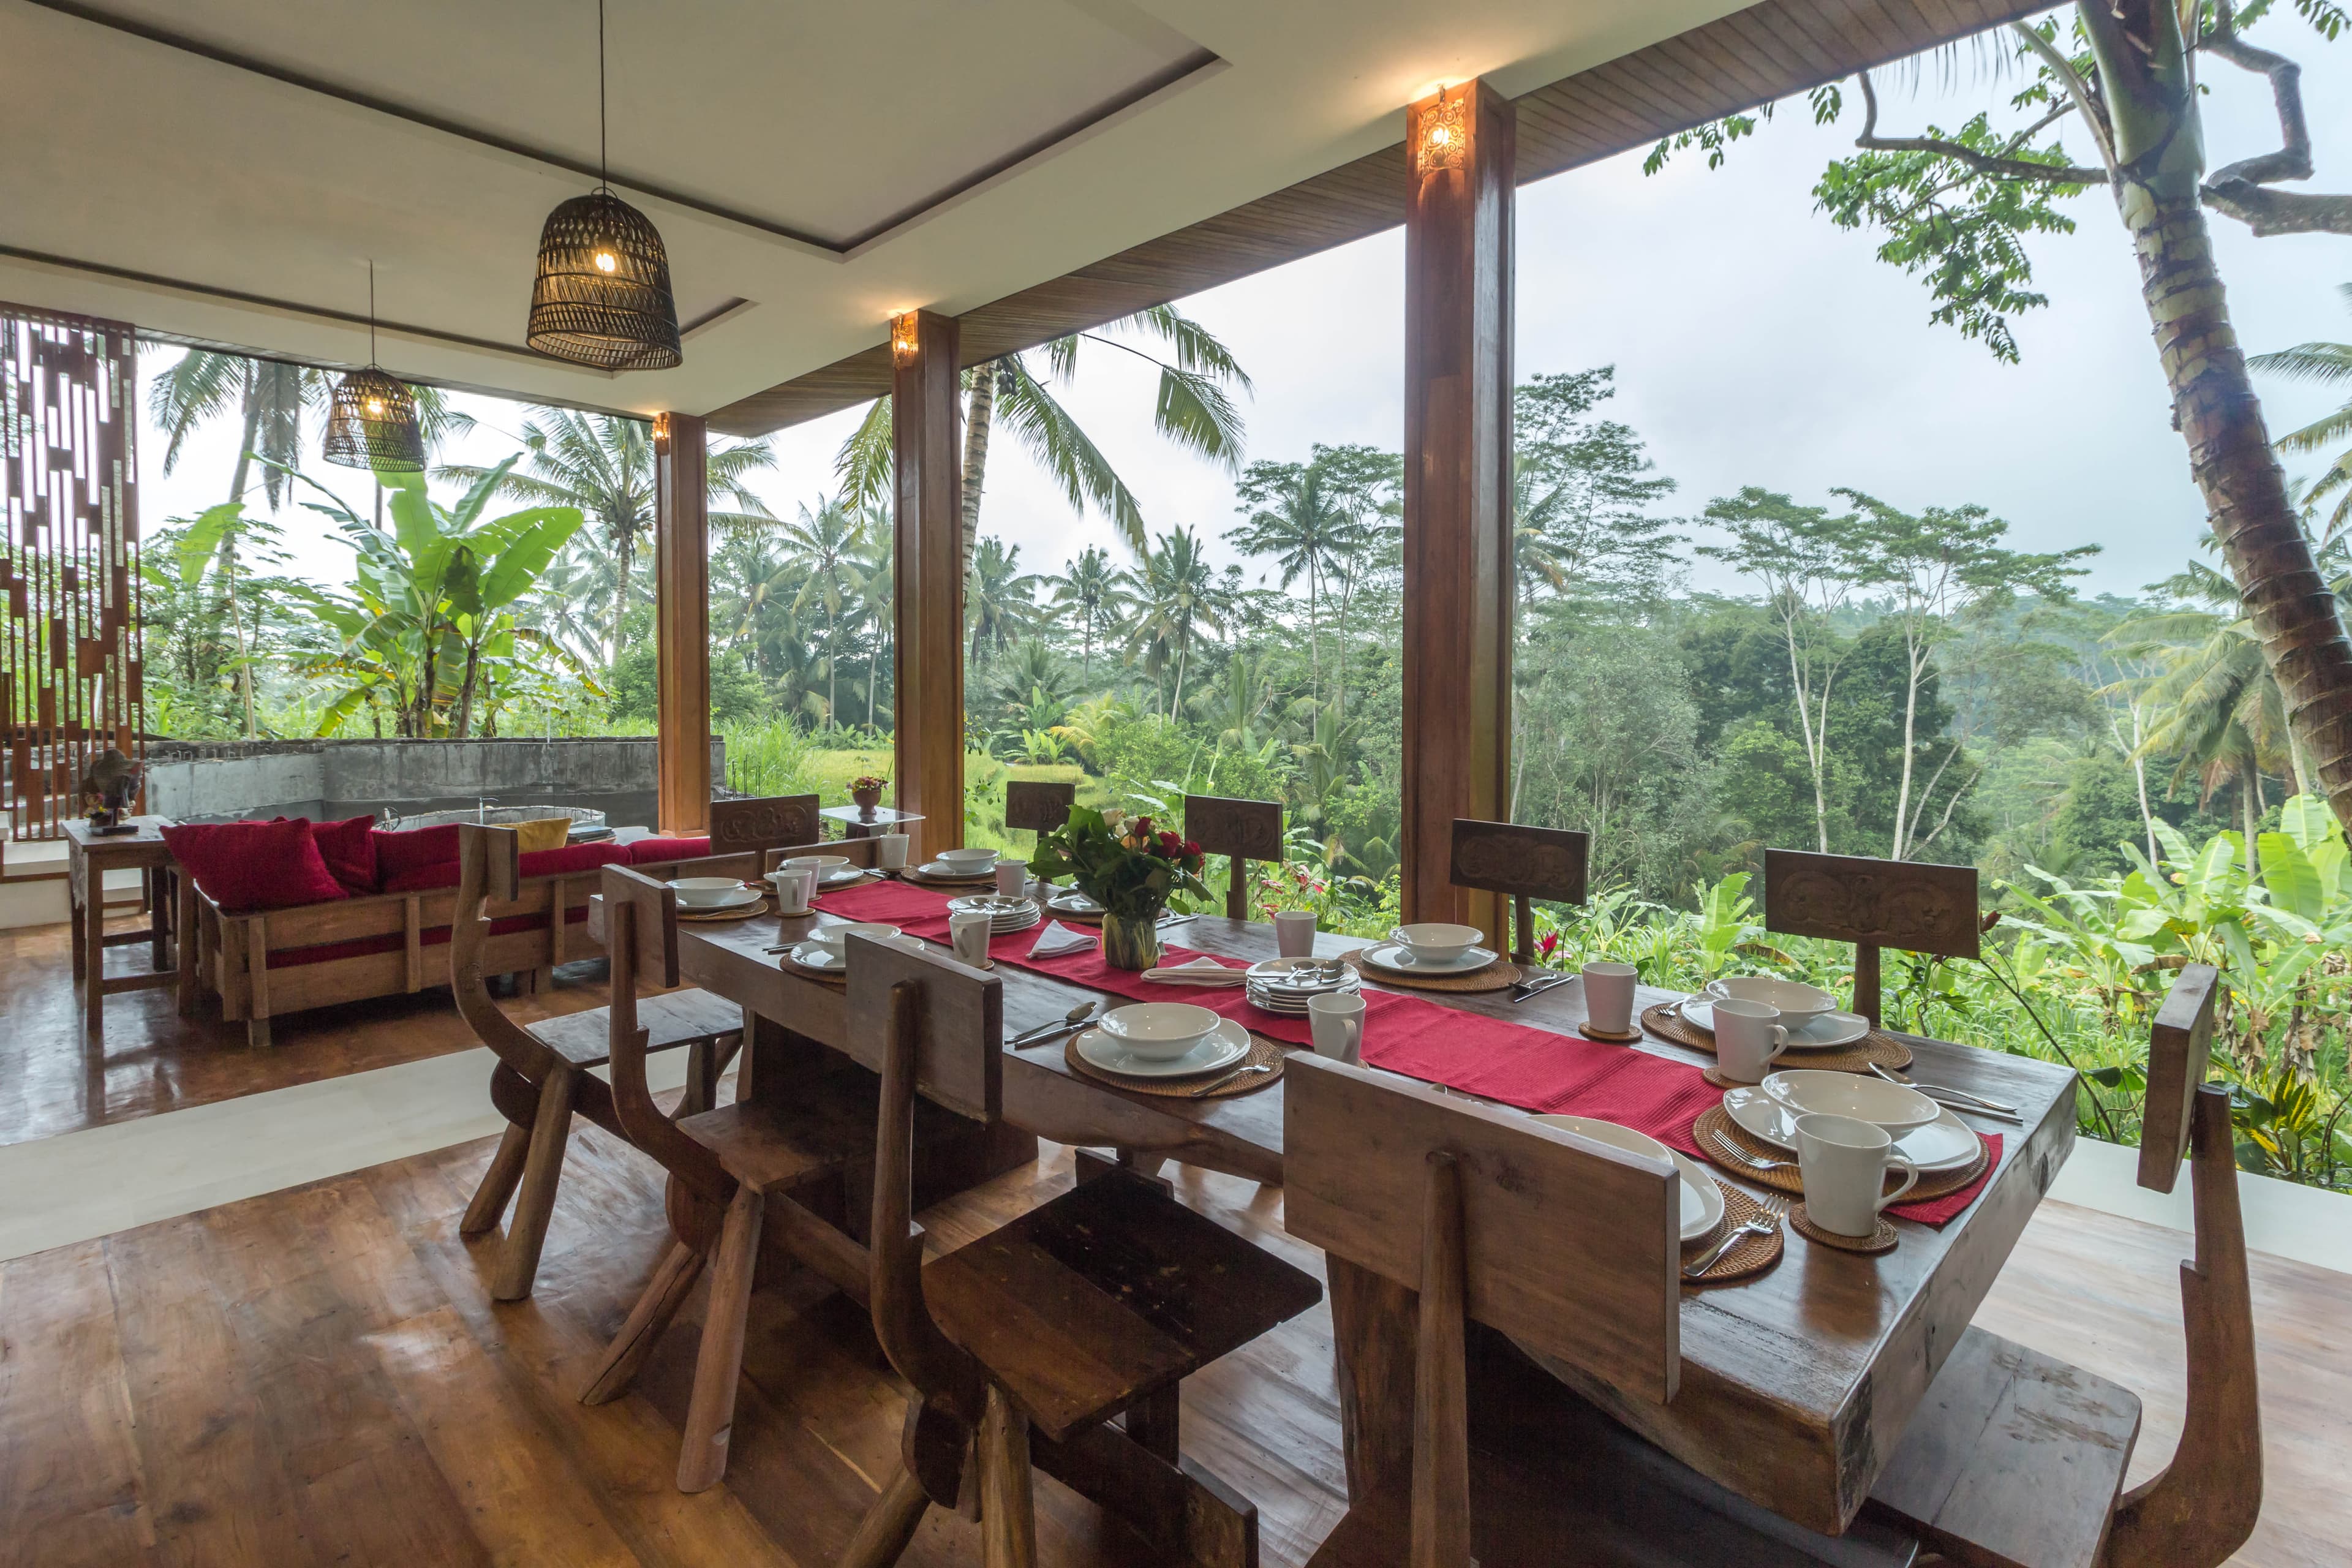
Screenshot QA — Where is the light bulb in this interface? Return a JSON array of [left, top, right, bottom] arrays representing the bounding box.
[[594, 251, 618, 273], [366, 398, 386, 417]]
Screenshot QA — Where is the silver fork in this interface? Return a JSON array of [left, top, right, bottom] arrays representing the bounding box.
[[1188, 1061, 1275, 1096], [1869, 1061, 2019, 1116], [1684, 1215, 1778, 1278], [1705, 1130, 1798, 1176]]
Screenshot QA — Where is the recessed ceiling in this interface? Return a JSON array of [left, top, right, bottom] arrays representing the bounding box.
[[0, 0, 1752, 420]]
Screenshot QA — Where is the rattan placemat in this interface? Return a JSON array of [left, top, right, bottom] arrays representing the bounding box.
[[1691, 1103, 1989, 1202], [901, 867, 1001, 889], [1062, 1032, 1287, 1099], [1791, 1204, 1898, 1254], [776, 949, 848, 985], [1681, 1181, 1784, 1286], [1340, 949, 1525, 994], [680, 898, 771, 924], [1640, 1001, 1914, 1072]]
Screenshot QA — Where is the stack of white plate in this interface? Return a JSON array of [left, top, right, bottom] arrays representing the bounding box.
[[1044, 886, 1105, 917], [946, 894, 1042, 935], [1245, 956, 1360, 1015]]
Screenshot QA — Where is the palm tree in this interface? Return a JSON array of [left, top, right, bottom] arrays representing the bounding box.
[[1049, 545, 1128, 680], [1229, 462, 1350, 706], [967, 536, 1044, 665], [776, 496, 869, 726], [1121, 526, 1226, 716], [848, 526, 895, 728], [1194, 648, 1273, 755], [2252, 282, 2352, 541], [441, 409, 778, 664], [835, 304, 1251, 572], [520, 546, 611, 668]]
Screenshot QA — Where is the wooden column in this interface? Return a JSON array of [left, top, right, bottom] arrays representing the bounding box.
[[655, 412, 712, 835], [892, 311, 964, 860], [1399, 80, 1514, 941]]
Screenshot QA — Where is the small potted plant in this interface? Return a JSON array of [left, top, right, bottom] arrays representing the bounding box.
[[1028, 807, 1208, 970], [850, 774, 886, 818]]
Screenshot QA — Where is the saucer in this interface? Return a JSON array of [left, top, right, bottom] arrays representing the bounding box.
[[786, 941, 846, 972], [677, 886, 763, 914], [1722, 1086, 1981, 1172], [1073, 1018, 1251, 1079], [1681, 1000, 1868, 1050], [914, 860, 998, 881], [820, 867, 868, 888], [1360, 941, 1498, 976], [1531, 1114, 1725, 1243], [1046, 891, 1104, 915]]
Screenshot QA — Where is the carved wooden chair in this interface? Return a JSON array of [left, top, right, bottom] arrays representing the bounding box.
[[1283, 1052, 1680, 1566], [1868, 963, 2260, 1568], [589, 861, 881, 1491], [1447, 818, 1589, 965], [1762, 848, 1981, 1027], [1183, 793, 1284, 919], [709, 792, 822, 867], [840, 933, 1322, 1568], [448, 825, 745, 1302], [1003, 778, 1074, 842]]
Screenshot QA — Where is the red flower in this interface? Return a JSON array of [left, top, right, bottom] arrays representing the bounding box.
[[1537, 932, 1560, 957], [1133, 816, 1154, 837], [1183, 839, 1200, 857]]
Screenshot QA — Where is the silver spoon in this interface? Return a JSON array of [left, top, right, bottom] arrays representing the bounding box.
[[1008, 1001, 1098, 1047], [1869, 1061, 2019, 1115]]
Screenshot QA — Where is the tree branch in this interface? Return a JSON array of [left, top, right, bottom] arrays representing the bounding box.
[[2011, 22, 2120, 179], [1855, 70, 2108, 185], [2195, 3, 2352, 235]]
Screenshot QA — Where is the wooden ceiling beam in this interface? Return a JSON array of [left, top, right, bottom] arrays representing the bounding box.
[[705, 0, 2047, 438]]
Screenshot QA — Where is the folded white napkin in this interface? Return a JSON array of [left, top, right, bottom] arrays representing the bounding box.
[[1142, 956, 1247, 986], [1028, 920, 1095, 959]]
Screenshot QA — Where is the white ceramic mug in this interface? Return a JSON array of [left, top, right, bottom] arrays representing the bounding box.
[[949, 910, 994, 967], [767, 866, 817, 915], [875, 832, 910, 870], [1712, 997, 1791, 1083], [1273, 910, 1317, 959], [1308, 991, 1365, 1066], [1581, 962, 1637, 1033], [1794, 1113, 1919, 1237], [994, 862, 1028, 900]]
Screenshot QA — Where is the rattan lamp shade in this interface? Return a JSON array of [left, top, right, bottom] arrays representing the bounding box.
[[528, 189, 682, 371], [323, 367, 426, 472]]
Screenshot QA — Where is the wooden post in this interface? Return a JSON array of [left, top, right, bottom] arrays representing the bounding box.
[[1398, 80, 1513, 944], [655, 411, 712, 836], [892, 311, 965, 861]]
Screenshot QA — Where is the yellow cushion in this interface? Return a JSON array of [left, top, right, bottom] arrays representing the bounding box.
[[513, 816, 573, 855]]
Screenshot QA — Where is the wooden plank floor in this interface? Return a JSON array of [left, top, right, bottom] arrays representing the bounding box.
[[2, 1114, 2342, 1566], [0, 916, 615, 1149]]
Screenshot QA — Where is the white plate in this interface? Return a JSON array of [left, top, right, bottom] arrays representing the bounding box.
[[1722, 1087, 1982, 1172], [1680, 1000, 1869, 1050], [679, 886, 763, 914], [821, 867, 867, 888], [1246, 983, 1359, 1016], [786, 941, 847, 971], [1073, 1018, 1252, 1079], [916, 860, 997, 880], [1531, 1114, 1725, 1243], [1360, 941, 1498, 976], [1247, 957, 1352, 990], [1046, 890, 1104, 914]]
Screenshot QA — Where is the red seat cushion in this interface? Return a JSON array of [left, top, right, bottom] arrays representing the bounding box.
[[163, 820, 350, 914], [380, 837, 630, 894], [266, 905, 590, 969], [371, 824, 461, 887], [628, 836, 712, 864], [311, 815, 379, 894]]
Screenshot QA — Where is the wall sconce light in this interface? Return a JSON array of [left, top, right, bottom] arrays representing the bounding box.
[[890, 312, 921, 366], [652, 411, 671, 455], [1415, 88, 1468, 174]]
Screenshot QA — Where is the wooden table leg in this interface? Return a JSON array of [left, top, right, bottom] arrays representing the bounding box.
[[82, 862, 107, 1042], [68, 853, 88, 985], [147, 865, 168, 970], [175, 870, 200, 1017]]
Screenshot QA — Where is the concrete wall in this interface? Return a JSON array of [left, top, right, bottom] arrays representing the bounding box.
[[142, 738, 723, 824]]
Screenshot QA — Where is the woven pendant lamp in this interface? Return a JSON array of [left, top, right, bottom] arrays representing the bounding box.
[[527, 1, 680, 371], [325, 262, 426, 472]]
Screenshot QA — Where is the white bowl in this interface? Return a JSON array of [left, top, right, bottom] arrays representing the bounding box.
[[1705, 976, 1836, 1029], [1760, 1069, 1940, 1133], [1389, 923, 1483, 963], [1098, 1002, 1221, 1061], [784, 854, 850, 874], [812, 921, 899, 954], [937, 846, 998, 870], [668, 876, 745, 909]]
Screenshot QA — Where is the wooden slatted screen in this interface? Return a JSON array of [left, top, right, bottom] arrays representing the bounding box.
[[2, 303, 142, 840]]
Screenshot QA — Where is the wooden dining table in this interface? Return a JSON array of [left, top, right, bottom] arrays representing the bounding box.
[[589, 890, 2078, 1556]]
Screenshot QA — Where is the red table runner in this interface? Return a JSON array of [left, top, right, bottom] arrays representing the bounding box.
[[813, 880, 1997, 1225]]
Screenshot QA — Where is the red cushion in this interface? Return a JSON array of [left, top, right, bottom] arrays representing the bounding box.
[[628, 836, 712, 864], [382, 861, 462, 894], [520, 842, 631, 878], [372, 824, 461, 885], [163, 820, 350, 914], [311, 815, 379, 894]]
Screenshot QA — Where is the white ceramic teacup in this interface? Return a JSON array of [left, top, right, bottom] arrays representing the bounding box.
[[875, 832, 910, 870], [766, 866, 817, 914], [1099, 1002, 1221, 1062], [949, 910, 995, 967], [812, 921, 897, 956], [784, 854, 850, 884], [1794, 1112, 1918, 1237], [1389, 922, 1483, 963], [1273, 910, 1317, 959], [668, 876, 743, 910], [1308, 991, 1365, 1065], [1581, 962, 1637, 1033], [1712, 998, 1791, 1083], [993, 862, 1028, 900]]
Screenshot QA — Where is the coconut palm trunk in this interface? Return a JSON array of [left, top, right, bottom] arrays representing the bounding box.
[[961, 366, 995, 577], [2082, 2, 2352, 831]]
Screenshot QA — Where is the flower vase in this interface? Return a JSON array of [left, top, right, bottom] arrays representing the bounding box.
[[852, 786, 881, 818], [1099, 910, 1163, 971]]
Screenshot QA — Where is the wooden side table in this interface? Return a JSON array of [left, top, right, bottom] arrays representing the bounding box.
[[65, 816, 183, 1042]]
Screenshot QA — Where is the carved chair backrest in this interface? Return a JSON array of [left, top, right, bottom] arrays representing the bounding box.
[[709, 793, 821, 861], [1449, 818, 1589, 964], [595, 862, 734, 1213], [1005, 779, 1076, 835], [2139, 962, 2219, 1194], [1184, 793, 1284, 919], [1762, 849, 1980, 1027], [845, 932, 1003, 1123], [451, 824, 565, 1085]]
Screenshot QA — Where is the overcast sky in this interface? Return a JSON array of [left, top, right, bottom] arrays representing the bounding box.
[[141, 12, 2352, 603]]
